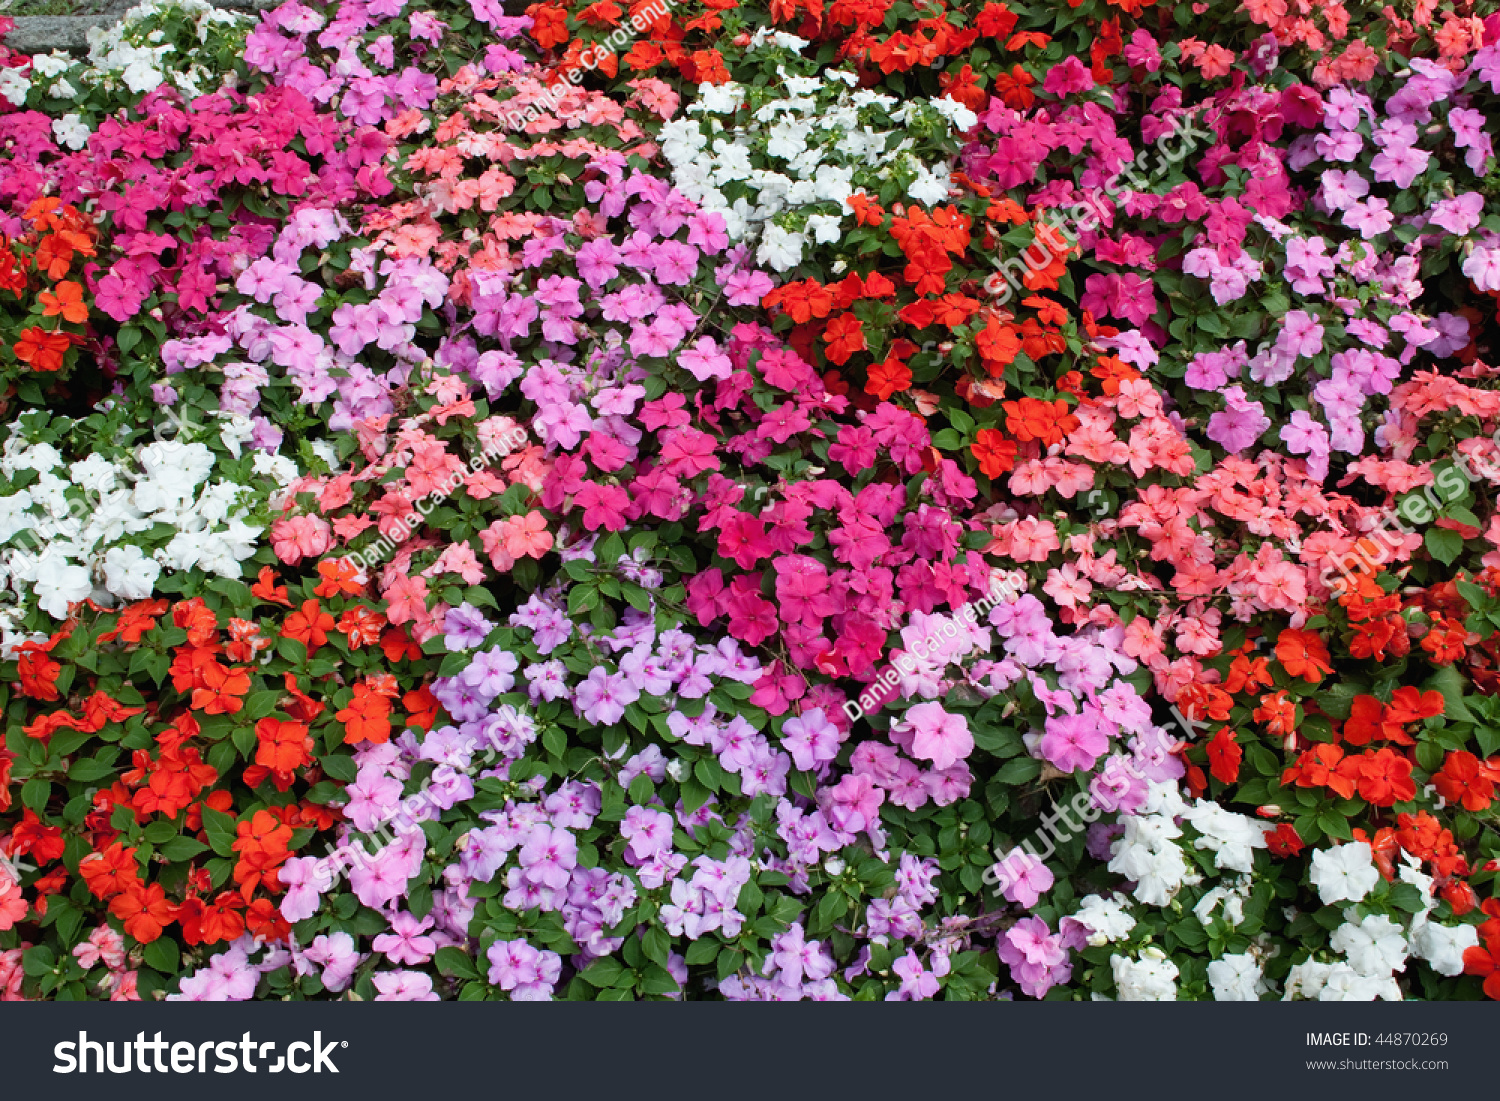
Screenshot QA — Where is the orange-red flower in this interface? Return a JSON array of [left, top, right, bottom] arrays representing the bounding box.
[[38, 280, 88, 323], [80, 842, 141, 900], [1206, 726, 1242, 784], [111, 883, 177, 943], [13, 327, 73, 372], [865, 357, 913, 400], [189, 660, 252, 715], [1433, 750, 1496, 812], [1274, 628, 1333, 683], [1002, 396, 1078, 447], [254, 717, 315, 777], [971, 428, 1018, 478], [281, 599, 336, 655]]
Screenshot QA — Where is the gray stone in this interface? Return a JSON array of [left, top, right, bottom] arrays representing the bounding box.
[[5, 15, 102, 53], [8, 0, 279, 53]]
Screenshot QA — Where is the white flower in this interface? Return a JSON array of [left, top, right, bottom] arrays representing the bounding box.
[[1109, 807, 1189, 906], [1309, 842, 1380, 906], [102, 544, 161, 600], [1330, 913, 1407, 977], [696, 81, 745, 115], [0, 68, 30, 107], [1111, 952, 1179, 1000], [49, 79, 79, 101], [1209, 953, 1269, 1001], [1282, 959, 1333, 1000], [1181, 801, 1269, 874], [931, 95, 979, 133], [756, 224, 806, 273], [1318, 963, 1401, 1001], [805, 214, 843, 245], [908, 162, 952, 205], [1067, 893, 1135, 946], [30, 53, 74, 79], [1409, 921, 1478, 977], [0, 492, 35, 544], [69, 455, 122, 497], [121, 59, 165, 94], [34, 556, 92, 618], [1398, 853, 1437, 918], [52, 113, 92, 151]]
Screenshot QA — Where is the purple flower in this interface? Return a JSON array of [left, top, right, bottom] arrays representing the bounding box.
[[372, 911, 438, 966], [444, 602, 495, 651], [780, 708, 843, 772], [621, 806, 675, 863], [573, 667, 641, 725], [1206, 386, 1271, 453]]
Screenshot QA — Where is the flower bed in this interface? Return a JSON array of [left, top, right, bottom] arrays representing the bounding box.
[[1, 0, 1499, 1002]]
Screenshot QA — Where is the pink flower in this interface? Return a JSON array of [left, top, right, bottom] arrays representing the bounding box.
[[72, 925, 127, 970], [0, 875, 26, 931], [1042, 55, 1093, 95], [501, 511, 554, 559], [900, 702, 974, 771], [383, 573, 430, 626], [992, 847, 1055, 908], [270, 514, 333, 565], [823, 773, 884, 834], [781, 708, 843, 771], [1039, 711, 1109, 773]]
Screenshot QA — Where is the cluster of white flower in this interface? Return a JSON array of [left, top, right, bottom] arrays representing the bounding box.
[[1283, 851, 1478, 1001], [1096, 797, 1479, 1001], [659, 36, 976, 272], [1065, 892, 1136, 947], [85, 0, 248, 98], [0, 414, 297, 650], [0, 0, 249, 120], [1107, 780, 1199, 906], [1109, 949, 1180, 1001]]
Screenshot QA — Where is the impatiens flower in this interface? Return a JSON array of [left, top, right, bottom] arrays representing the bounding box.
[[1039, 711, 1109, 773], [898, 702, 973, 771], [1309, 842, 1380, 905]]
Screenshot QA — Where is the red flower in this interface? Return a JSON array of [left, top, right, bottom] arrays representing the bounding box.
[[1265, 823, 1305, 858], [281, 599, 336, 655], [1463, 937, 1500, 1000], [1350, 747, 1416, 807], [110, 883, 177, 944], [971, 429, 1018, 478], [822, 313, 868, 366], [865, 357, 912, 400], [1205, 726, 1242, 784], [1433, 750, 1495, 812], [1274, 629, 1333, 683]]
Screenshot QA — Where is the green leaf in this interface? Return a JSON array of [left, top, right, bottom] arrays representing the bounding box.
[[320, 754, 358, 782], [1425, 527, 1464, 566], [580, 956, 625, 987], [21, 778, 49, 813], [201, 806, 238, 857], [143, 938, 179, 973], [993, 757, 1042, 784], [67, 757, 116, 783], [158, 836, 209, 862], [436, 946, 479, 979]]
